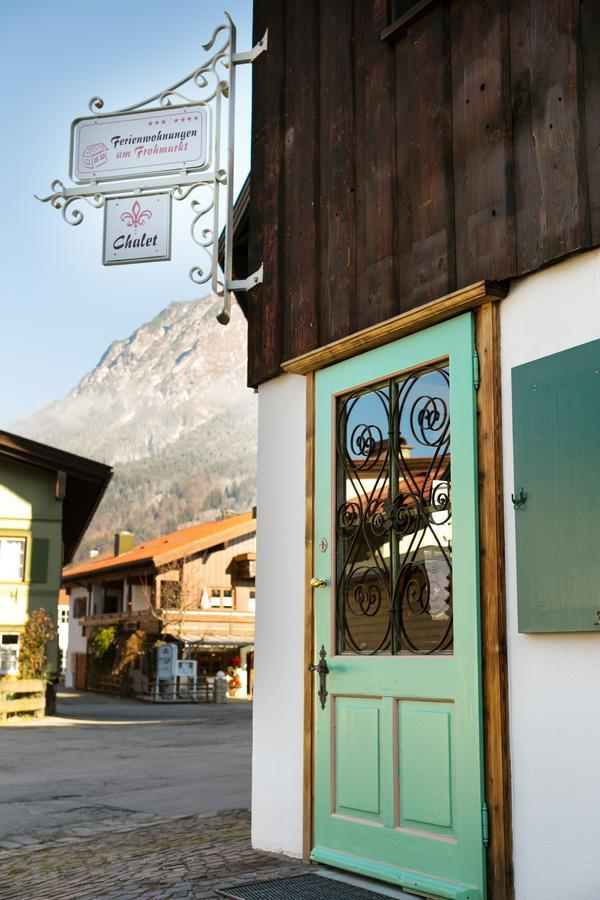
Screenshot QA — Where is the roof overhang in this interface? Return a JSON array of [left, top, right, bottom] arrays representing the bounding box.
[[62, 558, 154, 585], [62, 514, 256, 581], [153, 517, 256, 568], [178, 634, 253, 649], [0, 430, 113, 564]]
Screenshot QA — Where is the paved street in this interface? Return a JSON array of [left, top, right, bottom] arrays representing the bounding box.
[[0, 808, 310, 899], [0, 690, 307, 898], [0, 689, 252, 843]]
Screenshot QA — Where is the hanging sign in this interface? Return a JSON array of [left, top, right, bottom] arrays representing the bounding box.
[[103, 194, 172, 265], [71, 105, 209, 184], [37, 13, 266, 324]]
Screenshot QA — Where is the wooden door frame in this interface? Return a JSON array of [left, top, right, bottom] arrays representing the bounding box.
[[284, 281, 513, 899]]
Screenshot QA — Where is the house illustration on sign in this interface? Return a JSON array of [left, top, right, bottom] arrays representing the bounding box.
[[82, 143, 108, 170]]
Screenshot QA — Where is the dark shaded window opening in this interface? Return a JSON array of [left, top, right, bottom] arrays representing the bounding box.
[[104, 594, 120, 614]]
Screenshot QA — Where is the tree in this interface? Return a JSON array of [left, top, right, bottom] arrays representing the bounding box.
[[19, 608, 56, 679]]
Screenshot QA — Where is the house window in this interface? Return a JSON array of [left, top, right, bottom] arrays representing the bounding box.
[[59, 608, 69, 625], [0, 633, 20, 675], [160, 582, 181, 610], [209, 588, 235, 609], [0, 537, 26, 582], [248, 591, 256, 613], [73, 597, 87, 618]]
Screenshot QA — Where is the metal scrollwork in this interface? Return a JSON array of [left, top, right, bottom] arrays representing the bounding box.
[[35, 180, 105, 226], [335, 364, 453, 656], [350, 567, 384, 618], [336, 501, 362, 536], [87, 17, 232, 116]]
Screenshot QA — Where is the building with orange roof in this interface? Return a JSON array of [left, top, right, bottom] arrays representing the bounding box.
[[62, 511, 256, 697]]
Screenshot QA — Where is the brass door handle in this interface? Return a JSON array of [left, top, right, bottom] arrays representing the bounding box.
[[310, 577, 327, 588]]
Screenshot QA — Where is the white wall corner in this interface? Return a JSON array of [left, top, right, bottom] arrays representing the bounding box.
[[252, 373, 307, 857]]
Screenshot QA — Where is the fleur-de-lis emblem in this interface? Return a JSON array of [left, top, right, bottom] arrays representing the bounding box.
[[120, 200, 152, 228]]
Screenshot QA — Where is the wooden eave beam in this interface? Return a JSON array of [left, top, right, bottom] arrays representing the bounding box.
[[381, 0, 439, 43], [282, 280, 507, 377]]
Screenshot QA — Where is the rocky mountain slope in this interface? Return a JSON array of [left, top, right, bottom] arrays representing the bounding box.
[[14, 295, 257, 558]]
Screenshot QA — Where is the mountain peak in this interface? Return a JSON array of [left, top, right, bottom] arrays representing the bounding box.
[[13, 297, 257, 556]]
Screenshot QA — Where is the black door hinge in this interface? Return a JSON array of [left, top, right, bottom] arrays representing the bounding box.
[[473, 349, 481, 391]]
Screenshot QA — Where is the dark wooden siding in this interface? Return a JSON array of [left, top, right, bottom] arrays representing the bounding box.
[[247, 0, 600, 387]]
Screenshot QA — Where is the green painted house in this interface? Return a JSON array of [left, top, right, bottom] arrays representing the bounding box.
[[0, 431, 111, 676]]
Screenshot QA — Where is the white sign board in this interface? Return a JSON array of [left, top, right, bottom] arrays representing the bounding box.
[[176, 659, 197, 678], [71, 105, 209, 184], [156, 643, 177, 679], [103, 194, 172, 265]]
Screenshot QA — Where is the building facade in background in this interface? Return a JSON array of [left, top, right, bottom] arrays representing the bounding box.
[[0, 431, 111, 677], [63, 512, 256, 696]]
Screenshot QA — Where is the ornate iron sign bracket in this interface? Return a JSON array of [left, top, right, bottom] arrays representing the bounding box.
[[35, 13, 266, 326]]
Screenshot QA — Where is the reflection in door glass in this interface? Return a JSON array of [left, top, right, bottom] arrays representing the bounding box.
[[335, 364, 452, 655]]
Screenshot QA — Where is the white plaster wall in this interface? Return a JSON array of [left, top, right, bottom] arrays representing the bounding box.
[[65, 587, 87, 689], [57, 613, 69, 675], [501, 248, 600, 900], [252, 373, 306, 857]]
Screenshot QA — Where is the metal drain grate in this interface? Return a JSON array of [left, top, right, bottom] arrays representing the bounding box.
[[216, 874, 398, 900]]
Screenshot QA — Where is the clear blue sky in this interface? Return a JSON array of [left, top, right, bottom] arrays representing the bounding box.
[[0, 1, 253, 425]]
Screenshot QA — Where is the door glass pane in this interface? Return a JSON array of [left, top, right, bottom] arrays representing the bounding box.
[[335, 363, 453, 655], [336, 384, 392, 654]]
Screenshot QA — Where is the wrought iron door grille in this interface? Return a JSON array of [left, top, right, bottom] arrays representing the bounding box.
[[335, 363, 453, 655]]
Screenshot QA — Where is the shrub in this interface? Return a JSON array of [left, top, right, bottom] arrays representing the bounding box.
[[113, 630, 149, 675], [19, 608, 57, 679], [89, 625, 119, 660]]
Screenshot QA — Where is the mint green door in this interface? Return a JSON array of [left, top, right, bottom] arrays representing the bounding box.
[[311, 314, 486, 899]]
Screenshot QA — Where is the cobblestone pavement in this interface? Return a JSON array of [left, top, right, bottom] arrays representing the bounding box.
[[0, 809, 312, 900]]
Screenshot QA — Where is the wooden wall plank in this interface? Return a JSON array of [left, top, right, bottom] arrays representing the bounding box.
[[319, 0, 356, 345], [510, 0, 589, 272], [395, 2, 456, 311], [581, 0, 600, 245], [354, 0, 398, 327], [283, 0, 320, 361], [451, 0, 516, 285], [247, 0, 287, 387]]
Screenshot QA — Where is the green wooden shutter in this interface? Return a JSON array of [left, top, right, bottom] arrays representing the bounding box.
[[512, 339, 600, 632], [29, 538, 50, 584]]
